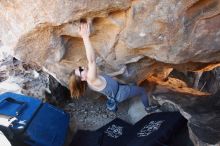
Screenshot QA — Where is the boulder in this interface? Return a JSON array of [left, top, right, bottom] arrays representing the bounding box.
[[154, 91, 220, 145], [1, 0, 220, 145]]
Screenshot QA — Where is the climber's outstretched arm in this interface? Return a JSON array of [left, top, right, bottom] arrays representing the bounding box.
[[78, 22, 101, 84]]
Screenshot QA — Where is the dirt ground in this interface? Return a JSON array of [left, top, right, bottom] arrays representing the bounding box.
[[64, 91, 131, 131]]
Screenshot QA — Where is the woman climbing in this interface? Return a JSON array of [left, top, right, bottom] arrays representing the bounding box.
[[69, 20, 159, 113]]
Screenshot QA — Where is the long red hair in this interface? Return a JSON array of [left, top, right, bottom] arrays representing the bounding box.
[[68, 71, 87, 99]]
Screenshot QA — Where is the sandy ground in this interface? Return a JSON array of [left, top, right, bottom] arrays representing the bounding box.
[[64, 92, 131, 131]]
